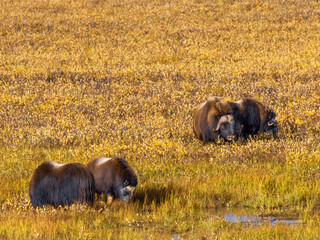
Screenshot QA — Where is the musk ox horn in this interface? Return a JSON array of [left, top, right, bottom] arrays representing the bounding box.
[[214, 120, 221, 132], [268, 119, 276, 126], [215, 115, 230, 131]]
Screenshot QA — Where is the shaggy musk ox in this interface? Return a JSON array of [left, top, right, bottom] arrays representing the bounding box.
[[193, 97, 242, 142], [87, 157, 137, 203], [228, 98, 278, 138], [29, 161, 95, 208]]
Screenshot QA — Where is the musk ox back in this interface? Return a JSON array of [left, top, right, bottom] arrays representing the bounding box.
[[229, 98, 278, 138], [193, 97, 241, 142], [87, 157, 137, 203], [29, 161, 95, 208]]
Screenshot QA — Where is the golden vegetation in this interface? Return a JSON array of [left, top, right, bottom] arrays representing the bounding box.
[[1, 0, 320, 238]]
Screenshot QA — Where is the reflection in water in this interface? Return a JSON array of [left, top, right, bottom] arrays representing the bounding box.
[[172, 234, 179, 240], [224, 212, 300, 226], [172, 209, 300, 239]]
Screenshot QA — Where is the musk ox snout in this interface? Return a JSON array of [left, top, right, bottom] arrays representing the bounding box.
[[119, 184, 136, 202], [29, 161, 95, 208], [264, 117, 278, 135], [87, 157, 137, 203], [215, 115, 241, 141]]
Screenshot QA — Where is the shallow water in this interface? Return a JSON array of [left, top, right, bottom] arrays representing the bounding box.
[[215, 208, 300, 226], [223, 212, 300, 226], [172, 208, 301, 239]]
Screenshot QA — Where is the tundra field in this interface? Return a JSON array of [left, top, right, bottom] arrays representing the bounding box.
[[1, 0, 320, 239]]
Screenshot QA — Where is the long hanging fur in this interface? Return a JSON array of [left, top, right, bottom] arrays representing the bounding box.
[[228, 98, 278, 138], [29, 161, 95, 208]]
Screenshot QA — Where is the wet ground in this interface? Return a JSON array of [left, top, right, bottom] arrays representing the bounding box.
[[214, 208, 300, 226], [171, 208, 301, 239], [223, 212, 300, 226]]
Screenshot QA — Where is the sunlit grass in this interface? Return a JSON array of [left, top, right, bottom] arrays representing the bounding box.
[[1, 0, 320, 238]]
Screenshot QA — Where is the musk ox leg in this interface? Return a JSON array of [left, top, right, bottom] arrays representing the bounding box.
[[107, 195, 114, 204]]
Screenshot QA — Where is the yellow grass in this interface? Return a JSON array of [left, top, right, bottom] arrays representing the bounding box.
[[1, 0, 320, 238]]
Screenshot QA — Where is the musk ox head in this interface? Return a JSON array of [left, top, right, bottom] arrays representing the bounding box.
[[193, 97, 242, 142], [87, 157, 137, 203], [215, 114, 242, 141], [29, 161, 95, 208], [263, 108, 278, 135]]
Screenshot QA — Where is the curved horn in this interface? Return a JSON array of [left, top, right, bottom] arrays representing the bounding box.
[[214, 117, 221, 132], [267, 118, 276, 126]]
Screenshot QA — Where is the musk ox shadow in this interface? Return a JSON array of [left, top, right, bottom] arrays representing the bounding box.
[[132, 183, 176, 206], [228, 98, 278, 139], [87, 156, 137, 204], [193, 96, 242, 143], [29, 161, 95, 209]]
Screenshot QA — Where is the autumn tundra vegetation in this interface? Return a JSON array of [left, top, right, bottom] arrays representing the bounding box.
[[1, 0, 320, 239]]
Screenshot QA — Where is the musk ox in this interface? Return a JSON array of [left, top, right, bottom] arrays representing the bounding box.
[[29, 161, 95, 208], [193, 96, 242, 142], [228, 98, 278, 138], [87, 157, 137, 203]]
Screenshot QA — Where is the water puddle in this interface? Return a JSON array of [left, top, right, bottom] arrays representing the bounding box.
[[223, 212, 300, 226], [172, 208, 301, 239], [214, 208, 301, 226]]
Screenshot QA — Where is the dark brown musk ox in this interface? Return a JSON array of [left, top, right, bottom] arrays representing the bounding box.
[[228, 98, 278, 138], [193, 96, 242, 142], [87, 156, 138, 204], [29, 161, 95, 208]]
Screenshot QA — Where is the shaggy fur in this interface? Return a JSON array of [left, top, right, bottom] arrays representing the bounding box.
[[193, 97, 241, 142], [29, 161, 95, 208], [228, 98, 278, 138], [87, 156, 137, 203]]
